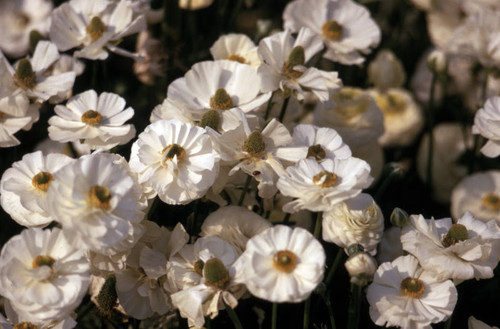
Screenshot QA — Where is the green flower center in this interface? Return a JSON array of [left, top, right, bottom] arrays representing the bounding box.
[[14, 59, 37, 90], [243, 131, 266, 157], [306, 144, 326, 161], [194, 259, 205, 276], [86, 16, 107, 42], [88, 185, 112, 211], [400, 277, 425, 298], [210, 88, 234, 110], [161, 143, 186, 166], [32, 255, 55, 270], [31, 171, 54, 192], [200, 109, 220, 131], [283, 46, 305, 80], [203, 258, 230, 289], [442, 223, 468, 247], [482, 193, 500, 211], [322, 20, 343, 40]]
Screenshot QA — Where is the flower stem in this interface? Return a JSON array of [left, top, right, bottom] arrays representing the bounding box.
[[225, 303, 244, 329], [347, 283, 362, 329], [303, 297, 312, 329], [264, 92, 275, 120], [238, 175, 252, 206], [313, 211, 322, 239], [278, 96, 290, 122], [321, 291, 337, 329], [272, 303, 278, 329], [444, 314, 452, 329], [426, 72, 437, 188], [325, 247, 344, 286]]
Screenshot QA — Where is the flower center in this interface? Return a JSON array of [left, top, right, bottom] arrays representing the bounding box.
[[322, 20, 343, 40], [14, 12, 30, 29], [283, 46, 305, 80], [161, 144, 186, 166], [14, 59, 37, 90], [97, 275, 118, 313], [194, 259, 205, 276], [31, 171, 54, 192], [14, 323, 38, 329], [226, 54, 246, 64], [273, 250, 297, 273], [442, 223, 468, 247], [332, 89, 370, 118], [32, 255, 55, 270], [88, 185, 112, 211], [400, 277, 425, 298], [86, 16, 107, 42], [313, 170, 338, 188], [482, 193, 500, 211], [375, 93, 406, 115], [200, 109, 220, 131], [203, 258, 230, 289], [243, 131, 266, 157], [81, 110, 102, 125], [306, 144, 326, 161], [210, 88, 234, 110]]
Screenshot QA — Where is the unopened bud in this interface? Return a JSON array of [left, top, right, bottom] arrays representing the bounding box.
[[427, 50, 447, 74], [390, 207, 409, 227], [345, 252, 377, 286]]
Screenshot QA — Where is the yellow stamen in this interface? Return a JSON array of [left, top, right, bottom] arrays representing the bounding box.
[[81, 110, 102, 126], [322, 20, 343, 40], [313, 170, 338, 188], [306, 144, 326, 161], [482, 193, 500, 211], [400, 277, 425, 298], [31, 171, 54, 192], [161, 144, 186, 166], [273, 250, 297, 273], [283, 46, 305, 80], [226, 54, 246, 64], [88, 185, 112, 211]]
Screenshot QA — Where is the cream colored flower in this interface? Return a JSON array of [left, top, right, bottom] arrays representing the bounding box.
[[0, 228, 89, 324], [369, 88, 424, 147], [468, 316, 499, 329], [473, 96, 500, 158], [322, 193, 384, 254], [233, 225, 325, 303], [178, 0, 214, 10], [345, 252, 377, 286], [401, 212, 500, 281], [0, 151, 74, 227], [368, 49, 406, 92], [210, 34, 261, 67], [200, 206, 272, 253], [48, 89, 136, 151], [283, 0, 381, 65], [277, 157, 373, 213], [451, 171, 500, 225], [367, 255, 457, 329], [313, 87, 384, 151]]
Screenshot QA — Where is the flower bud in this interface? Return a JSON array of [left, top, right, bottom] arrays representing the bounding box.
[[390, 207, 409, 227], [345, 252, 377, 286], [427, 50, 447, 74]]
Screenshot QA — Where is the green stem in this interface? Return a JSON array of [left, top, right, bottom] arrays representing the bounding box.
[[426, 72, 437, 188], [325, 248, 344, 286], [303, 297, 311, 329], [146, 196, 160, 221], [225, 303, 244, 329], [278, 96, 290, 122], [347, 284, 362, 329], [282, 213, 291, 225], [238, 175, 252, 206], [313, 211, 322, 239], [264, 92, 275, 121], [272, 303, 278, 329], [321, 292, 337, 329]]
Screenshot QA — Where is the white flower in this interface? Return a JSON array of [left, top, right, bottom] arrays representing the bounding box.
[[130, 119, 219, 204], [322, 193, 384, 254], [207, 113, 292, 199], [115, 222, 189, 319], [210, 34, 261, 67], [401, 212, 500, 281], [451, 171, 500, 225], [369, 88, 424, 147], [0, 103, 39, 148], [200, 206, 272, 253], [469, 316, 499, 329], [50, 0, 146, 60], [169, 236, 245, 328], [0, 41, 76, 103], [46, 153, 145, 253], [274, 123, 352, 163], [48, 90, 136, 150], [133, 30, 167, 86], [3, 301, 77, 329], [368, 49, 406, 92], [277, 157, 373, 213], [0, 0, 52, 58], [0, 151, 74, 227], [178, 0, 214, 10], [0, 228, 89, 324], [473, 96, 500, 158], [283, 0, 381, 65], [366, 255, 457, 329], [233, 225, 325, 303], [313, 87, 385, 151], [166, 60, 271, 118], [257, 27, 341, 101]]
